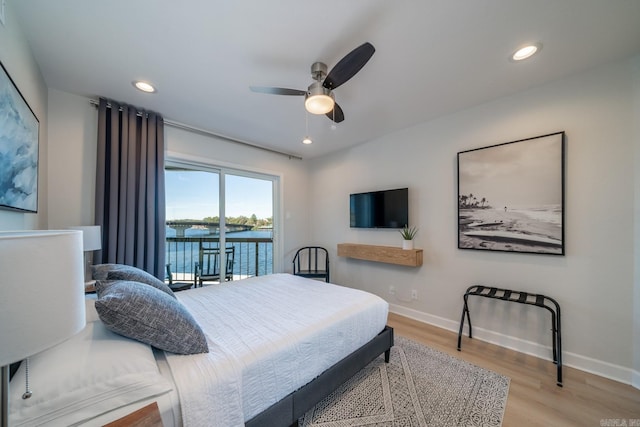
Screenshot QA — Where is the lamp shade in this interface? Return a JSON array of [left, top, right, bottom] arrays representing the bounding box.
[[68, 225, 102, 251], [0, 230, 86, 367]]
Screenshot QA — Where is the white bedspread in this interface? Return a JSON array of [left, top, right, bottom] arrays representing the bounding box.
[[164, 273, 388, 427]]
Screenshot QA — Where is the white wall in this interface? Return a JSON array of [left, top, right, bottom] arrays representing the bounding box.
[[0, 1, 48, 230], [309, 58, 639, 384], [633, 55, 640, 389], [47, 90, 98, 228]]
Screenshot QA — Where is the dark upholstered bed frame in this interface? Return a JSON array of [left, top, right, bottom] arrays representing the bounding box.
[[9, 329, 392, 427], [245, 326, 394, 427]]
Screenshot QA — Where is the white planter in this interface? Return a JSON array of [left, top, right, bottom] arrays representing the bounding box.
[[402, 239, 414, 250]]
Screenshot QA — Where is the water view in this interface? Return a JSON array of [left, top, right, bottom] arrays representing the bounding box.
[[165, 224, 273, 281]]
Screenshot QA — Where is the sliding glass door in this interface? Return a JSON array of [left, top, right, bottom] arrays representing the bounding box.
[[225, 173, 273, 277], [165, 165, 275, 283]]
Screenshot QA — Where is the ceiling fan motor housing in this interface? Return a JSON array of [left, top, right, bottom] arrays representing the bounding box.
[[310, 61, 328, 81]]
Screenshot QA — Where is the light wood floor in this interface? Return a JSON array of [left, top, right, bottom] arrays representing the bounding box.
[[387, 313, 640, 426]]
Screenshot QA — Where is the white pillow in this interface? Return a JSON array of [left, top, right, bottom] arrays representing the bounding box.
[[9, 321, 173, 426]]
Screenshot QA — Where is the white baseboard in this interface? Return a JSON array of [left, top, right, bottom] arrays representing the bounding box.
[[389, 304, 637, 388]]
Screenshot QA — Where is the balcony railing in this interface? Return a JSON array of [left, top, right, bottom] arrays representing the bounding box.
[[165, 235, 273, 282]]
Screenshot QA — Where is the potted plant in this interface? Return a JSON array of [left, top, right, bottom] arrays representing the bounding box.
[[399, 225, 418, 250]]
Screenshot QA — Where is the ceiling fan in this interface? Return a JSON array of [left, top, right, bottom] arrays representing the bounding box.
[[250, 42, 375, 123]]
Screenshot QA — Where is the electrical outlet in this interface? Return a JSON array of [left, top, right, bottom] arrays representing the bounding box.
[[411, 289, 418, 300], [389, 286, 396, 295]]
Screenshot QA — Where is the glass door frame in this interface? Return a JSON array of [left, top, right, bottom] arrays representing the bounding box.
[[165, 153, 282, 275]]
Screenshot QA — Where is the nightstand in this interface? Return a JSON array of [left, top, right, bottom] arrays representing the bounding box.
[[104, 402, 163, 427], [84, 280, 96, 294]]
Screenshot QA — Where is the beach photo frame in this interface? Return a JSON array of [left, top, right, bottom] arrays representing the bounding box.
[[0, 60, 40, 213], [457, 132, 565, 255]]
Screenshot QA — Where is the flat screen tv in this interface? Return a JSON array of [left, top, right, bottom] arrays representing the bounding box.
[[350, 187, 408, 229]]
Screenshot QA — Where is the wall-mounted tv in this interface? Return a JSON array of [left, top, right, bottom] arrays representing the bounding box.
[[350, 187, 408, 229]]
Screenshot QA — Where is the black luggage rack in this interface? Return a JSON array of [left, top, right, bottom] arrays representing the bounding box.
[[457, 285, 563, 386]]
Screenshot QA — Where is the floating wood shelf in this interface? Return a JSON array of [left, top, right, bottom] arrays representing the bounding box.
[[337, 243, 423, 267]]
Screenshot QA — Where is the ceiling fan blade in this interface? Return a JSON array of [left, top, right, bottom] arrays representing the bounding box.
[[323, 42, 375, 90], [326, 102, 345, 123], [250, 86, 306, 96]]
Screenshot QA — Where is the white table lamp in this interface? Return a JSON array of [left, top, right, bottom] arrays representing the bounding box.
[[0, 230, 86, 427], [68, 226, 102, 282]]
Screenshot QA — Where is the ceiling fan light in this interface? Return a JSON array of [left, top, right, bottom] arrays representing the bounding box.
[[305, 82, 335, 114], [305, 95, 334, 114], [302, 136, 313, 144]]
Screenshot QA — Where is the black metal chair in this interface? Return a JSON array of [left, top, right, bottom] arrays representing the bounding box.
[[194, 246, 235, 286], [165, 264, 193, 292], [293, 246, 330, 282]]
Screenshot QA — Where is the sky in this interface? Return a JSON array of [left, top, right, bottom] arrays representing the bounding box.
[[458, 133, 563, 209], [165, 170, 273, 220]]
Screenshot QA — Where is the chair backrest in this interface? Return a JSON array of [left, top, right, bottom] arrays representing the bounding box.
[[165, 264, 173, 284], [223, 246, 235, 280], [199, 246, 220, 278], [293, 246, 329, 276], [198, 245, 235, 281]]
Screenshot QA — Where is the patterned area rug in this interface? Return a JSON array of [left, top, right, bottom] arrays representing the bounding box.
[[299, 336, 510, 427]]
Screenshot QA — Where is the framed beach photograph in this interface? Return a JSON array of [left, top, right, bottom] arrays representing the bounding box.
[[0, 60, 40, 213], [457, 132, 565, 255]]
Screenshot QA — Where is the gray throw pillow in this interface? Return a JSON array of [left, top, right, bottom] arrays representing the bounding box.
[[95, 280, 209, 355], [91, 263, 124, 280], [94, 280, 117, 299], [105, 265, 176, 299]]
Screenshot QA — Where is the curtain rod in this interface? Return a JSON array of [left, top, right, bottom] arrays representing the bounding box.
[[89, 99, 303, 160]]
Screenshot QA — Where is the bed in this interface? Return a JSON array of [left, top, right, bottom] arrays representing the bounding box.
[[9, 272, 392, 426]]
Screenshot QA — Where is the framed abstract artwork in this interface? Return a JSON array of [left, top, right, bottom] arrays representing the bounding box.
[[0, 60, 40, 213], [457, 132, 565, 255]]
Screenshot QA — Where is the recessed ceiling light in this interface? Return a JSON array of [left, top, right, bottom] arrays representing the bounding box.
[[510, 43, 542, 62], [132, 80, 156, 93], [302, 136, 313, 145]]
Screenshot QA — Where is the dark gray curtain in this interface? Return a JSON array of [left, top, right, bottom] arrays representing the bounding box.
[[95, 97, 166, 279]]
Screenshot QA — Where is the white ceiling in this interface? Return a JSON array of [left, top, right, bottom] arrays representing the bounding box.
[[12, 1, 640, 159]]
